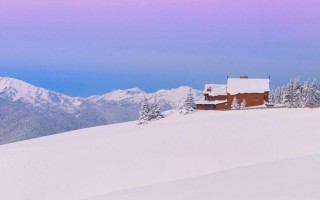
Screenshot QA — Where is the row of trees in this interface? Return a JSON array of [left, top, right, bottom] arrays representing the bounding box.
[[231, 98, 247, 110], [138, 90, 197, 125], [137, 97, 165, 125], [270, 78, 320, 108]]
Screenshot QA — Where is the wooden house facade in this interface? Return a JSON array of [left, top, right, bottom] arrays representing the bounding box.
[[196, 76, 270, 110]]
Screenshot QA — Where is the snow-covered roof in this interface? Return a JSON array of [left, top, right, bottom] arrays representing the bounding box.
[[203, 84, 227, 96], [196, 100, 228, 105], [227, 78, 270, 95]]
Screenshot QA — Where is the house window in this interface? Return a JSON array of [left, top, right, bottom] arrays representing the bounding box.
[[204, 105, 215, 110]]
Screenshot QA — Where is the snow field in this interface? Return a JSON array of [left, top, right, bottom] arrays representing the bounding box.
[[0, 108, 319, 200]]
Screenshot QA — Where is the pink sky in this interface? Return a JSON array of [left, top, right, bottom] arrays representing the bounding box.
[[1, 0, 320, 95]]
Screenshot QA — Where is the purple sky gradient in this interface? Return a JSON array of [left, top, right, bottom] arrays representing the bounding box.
[[1, 0, 320, 96]]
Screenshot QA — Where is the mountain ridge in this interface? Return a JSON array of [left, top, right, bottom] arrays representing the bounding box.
[[0, 77, 202, 144]]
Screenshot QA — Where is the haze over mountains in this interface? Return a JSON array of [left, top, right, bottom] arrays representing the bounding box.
[[0, 77, 202, 145]]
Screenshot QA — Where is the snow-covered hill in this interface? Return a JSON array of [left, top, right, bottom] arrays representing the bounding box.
[[0, 108, 319, 200], [88, 155, 320, 200], [0, 77, 202, 144]]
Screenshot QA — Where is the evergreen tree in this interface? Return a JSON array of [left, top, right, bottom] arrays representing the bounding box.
[[150, 97, 164, 120], [137, 97, 150, 125], [292, 79, 302, 108], [231, 97, 239, 110], [272, 87, 280, 104], [271, 78, 320, 108], [269, 87, 275, 104], [299, 81, 309, 107], [307, 79, 320, 106], [279, 86, 285, 104], [283, 79, 295, 107], [180, 90, 196, 115], [240, 99, 247, 109]]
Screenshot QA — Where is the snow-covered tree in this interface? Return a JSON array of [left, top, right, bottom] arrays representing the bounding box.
[[180, 90, 196, 115], [292, 79, 302, 108], [240, 99, 247, 109], [299, 81, 309, 107], [278, 86, 285, 104], [283, 79, 295, 107], [150, 97, 164, 120], [270, 87, 279, 104], [270, 78, 320, 108], [306, 79, 320, 107], [137, 97, 151, 125], [269, 88, 275, 104], [231, 97, 239, 110], [274, 86, 284, 105]]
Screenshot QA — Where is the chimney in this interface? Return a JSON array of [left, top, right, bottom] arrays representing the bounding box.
[[240, 76, 248, 79]]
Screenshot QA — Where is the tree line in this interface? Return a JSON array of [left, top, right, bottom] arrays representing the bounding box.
[[137, 90, 196, 125], [270, 78, 320, 108]]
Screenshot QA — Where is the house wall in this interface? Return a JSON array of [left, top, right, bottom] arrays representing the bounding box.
[[264, 92, 269, 102], [196, 92, 269, 110], [196, 103, 228, 110], [215, 103, 229, 110], [196, 104, 205, 110], [226, 93, 267, 108], [205, 95, 227, 101]]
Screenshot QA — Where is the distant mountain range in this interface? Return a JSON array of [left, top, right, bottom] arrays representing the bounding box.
[[0, 77, 202, 145]]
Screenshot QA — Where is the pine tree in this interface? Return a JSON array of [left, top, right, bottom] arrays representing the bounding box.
[[299, 81, 309, 107], [283, 79, 295, 107], [137, 97, 150, 125], [292, 79, 302, 108], [150, 97, 164, 120], [180, 89, 196, 115], [269, 87, 275, 104], [307, 79, 320, 107], [270, 78, 320, 108], [240, 99, 247, 109], [275, 87, 284, 105], [272, 87, 280, 104], [279, 86, 286, 104], [313, 79, 320, 104], [231, 97, 239, 110]]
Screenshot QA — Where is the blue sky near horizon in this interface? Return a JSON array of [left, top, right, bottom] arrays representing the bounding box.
[[1, 0, 320, 97]]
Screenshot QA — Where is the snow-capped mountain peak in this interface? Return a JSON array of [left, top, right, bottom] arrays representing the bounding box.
[[0, 77, 203, 144], [154, 86, 202, 109], [0, 77, 83, 112], [89, 88, 147, 103], [0, 77, 202, 113], [90, 86, 202, 109]]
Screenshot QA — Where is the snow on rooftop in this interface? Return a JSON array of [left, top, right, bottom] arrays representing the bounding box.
[[227, 78, 270, 95], [203, 84, 227, 96]]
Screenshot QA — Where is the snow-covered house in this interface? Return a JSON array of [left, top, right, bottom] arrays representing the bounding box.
[[196, 76, 270, 110]]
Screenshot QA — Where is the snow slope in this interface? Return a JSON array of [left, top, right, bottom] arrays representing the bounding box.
[[88, 155, 320, 200], [0, 108, 320, 200]]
